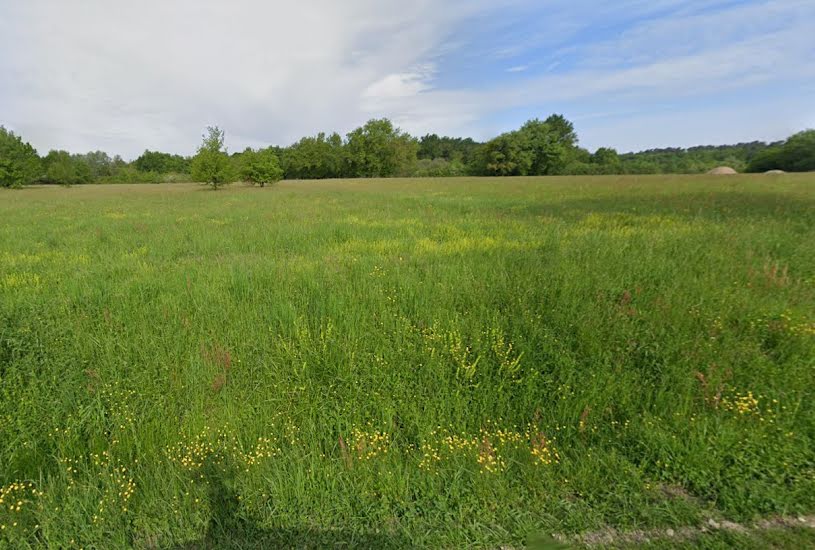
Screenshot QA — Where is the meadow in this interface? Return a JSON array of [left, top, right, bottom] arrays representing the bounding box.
[[0, 175, 814, 548]]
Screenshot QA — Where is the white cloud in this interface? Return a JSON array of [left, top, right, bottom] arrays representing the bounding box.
[[363, 65, 436, 99], [576, 0, 814, 68], [0, 0, 813, 156], [357, 1, 815, 145], [0, 0, 502, 156]]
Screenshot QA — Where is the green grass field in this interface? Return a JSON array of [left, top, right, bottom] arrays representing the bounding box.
[[1, 176, 814, 548]]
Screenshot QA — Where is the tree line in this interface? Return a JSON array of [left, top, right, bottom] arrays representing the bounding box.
[[2, 117, 814, 188]]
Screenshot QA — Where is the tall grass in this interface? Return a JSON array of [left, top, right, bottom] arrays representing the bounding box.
[[1, 175, 814, 547]]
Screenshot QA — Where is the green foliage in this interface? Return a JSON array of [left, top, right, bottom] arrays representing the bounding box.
[[593, 147, 622, 174], [97, 166, 189, 184], [73, 150, 116, 180], [345, 119, 418, 177], [0, 127, 41, 188], [748, 130, 815, 173], [519, 117, 573, 175], [41, 150, 92, 186], [190, 126, 233, 189], [476, 115, 579, 176], [239, 148, 283, 187], [134, 150, 190, 174], [15, 117, 808, 186], [542, 113, 578, 147], [417, 134, 480, 165], [282, 132, 346, 179], [748, 147, 784, 173], [410, 158, 467, 177], [621, 142, 773, 174], [478, 131, 534, 176], [560, 147, 624, 176], [780, 130, 815, 171]]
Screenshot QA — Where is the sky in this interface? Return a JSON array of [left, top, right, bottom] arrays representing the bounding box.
[[1, 0, 814, 159]]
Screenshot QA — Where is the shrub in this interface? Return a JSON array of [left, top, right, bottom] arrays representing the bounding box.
[[98, 166, 161, 184], [410, 158, 467, 177]]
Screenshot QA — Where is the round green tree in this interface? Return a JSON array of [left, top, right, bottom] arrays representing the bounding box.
[[240, 148, 283, 187], [191, 126, 233, 189]]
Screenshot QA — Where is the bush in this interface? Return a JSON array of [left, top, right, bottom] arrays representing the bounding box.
[[410, 158, 467, 177], [561, 161, 600, 175], [98, 166, 160, 184]]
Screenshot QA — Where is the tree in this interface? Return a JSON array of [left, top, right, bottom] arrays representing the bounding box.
[[750, 130, 815, 173], [593, 147, 621, 174], [774, 130, 815, 172], [620, 141, 776, 174], [746, 147, 782, 173], [418, 134, 480, 165], [345, 119, 418, 177], [410, 158, 467, 177], [472, 116, 580, 176], [543, 114, 578, 148], [519, 119, 568, 175], [42, 150, 92, 186], [323, 132, 348, 178], [282, 132, 347, 179], [76, 150, 114, 179], [558, 148, 596, 175], [240, 148, 283, 187], [477, 132, 533, 176], [190, 126, 233, 189], [134, 150, 190, 174], [0, 126, 41, 188]]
